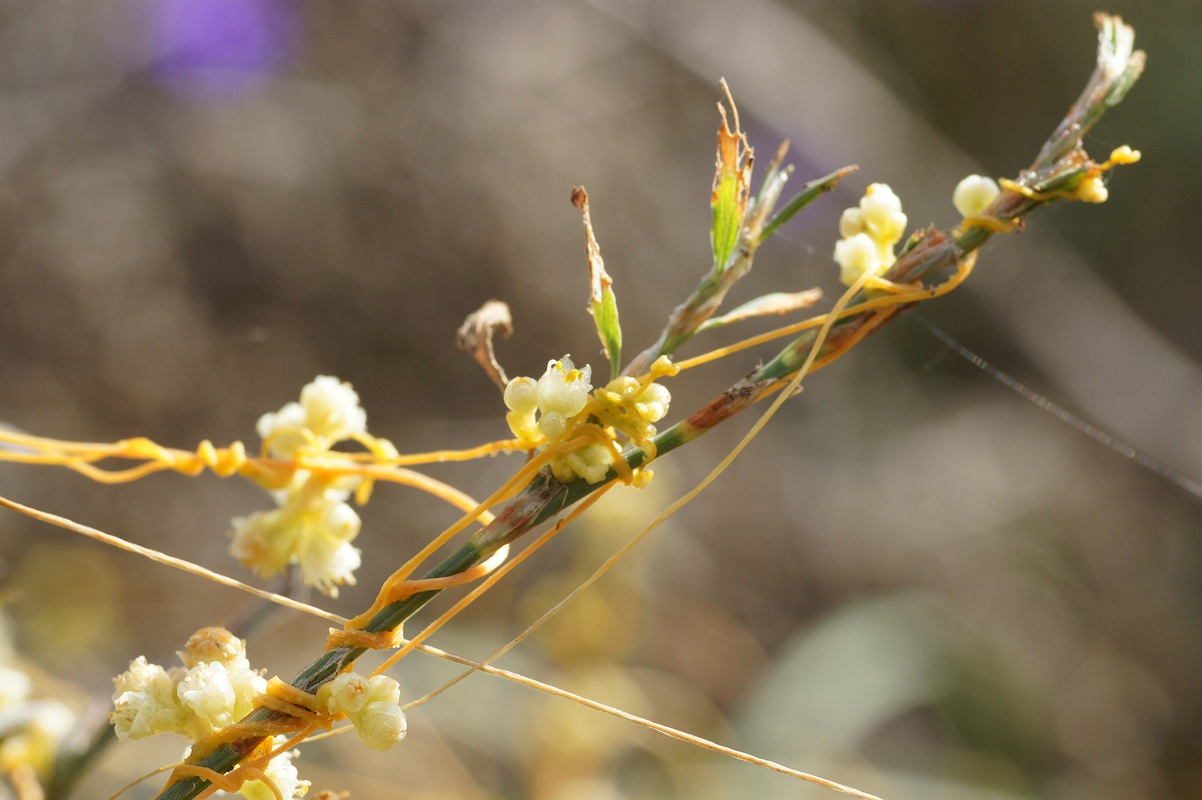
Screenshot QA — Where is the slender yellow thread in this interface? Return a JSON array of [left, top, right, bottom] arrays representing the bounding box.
[[370, 487, 613, 677]]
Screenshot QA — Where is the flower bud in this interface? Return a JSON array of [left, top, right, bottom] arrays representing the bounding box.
[[953, 174, 1001, 217]]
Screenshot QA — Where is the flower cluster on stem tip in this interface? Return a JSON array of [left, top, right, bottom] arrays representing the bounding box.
[[504, 356, 674, 485], [832, 183, 908, 287], [110, 628, 266, 743], [110, 628, 311, 798], [231, 376, 395, 596]]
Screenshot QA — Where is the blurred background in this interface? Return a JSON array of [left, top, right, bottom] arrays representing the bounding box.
[[0, 0, 1200, 798]]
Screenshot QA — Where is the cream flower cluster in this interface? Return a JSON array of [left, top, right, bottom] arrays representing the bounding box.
[[832, 183, 908, 287], [229, 477, 363, 597], [503, 356, 674, 485], [590, 371, 672, 445], [110, 628, 310, 799], [231, 376, 380, 596], [111, 628, 266, 743], [0, 663, 75, 778], [504, 357, 594, 445], [255, 376, 368, 460], [316, 672, 407, 751]]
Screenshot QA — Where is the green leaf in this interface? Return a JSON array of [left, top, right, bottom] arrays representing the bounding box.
[[710, 82, 752, 273], [759, 166, 857, 244], [696, 289, 823, 332], [592, 285, 622, 380], [712, 172, 741, 272], [572, 186, 623, 380]]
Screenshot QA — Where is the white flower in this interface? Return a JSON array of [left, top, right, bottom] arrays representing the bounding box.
[[833, 183, 908, 287], [297, 376, 367, 442], [536, 358, 591, 439], [833, 233, 885, 286], [355, 677, 406, 752], [111, 629, 266, 744], [230, 507, 300, 580], [536, 358, 592, 418], [237, 376, 375, 594], [953, 174, 1001, 216], [111, 656, 184, 741], [317, 673, 406, 752], [257, 376, 367, 458], [177, 662, 238, 732], [227, 668, 268, 723], [230, 477, 363, 595], [255, 402, 308, 459], [317, 500, 360, 542], [317, 672, 372, 715], [505, 358, 596, 445], [858, 183, 907, 245], [296, 531, 361, 597], [111, 687, 184, 742], [505, 356, 670, 483], [113, 656, 176, 702]]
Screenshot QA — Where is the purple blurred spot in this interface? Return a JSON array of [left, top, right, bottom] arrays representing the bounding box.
[[150, 0, 300, 97]]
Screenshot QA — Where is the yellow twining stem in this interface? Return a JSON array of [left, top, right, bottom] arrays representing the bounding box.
[[961, 214, 1020, 234], [0, 429, 508, 525], [162, 764, 245, 797], [162, 764, 281, 800], [0, 429, 520, 484], [995, 145, 1139, 206], [370, 485, 613, 678], [325, 437, 524, 465], [352, 426, 618, 623], [255, 679, 330, 729], [170, 722, 319, 800], [342, 415, 645, 637], [326, 543, 512, 651], [324, 628, 402, 652], [677, 246, 977, 377], [771, 250, 977, 393]]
